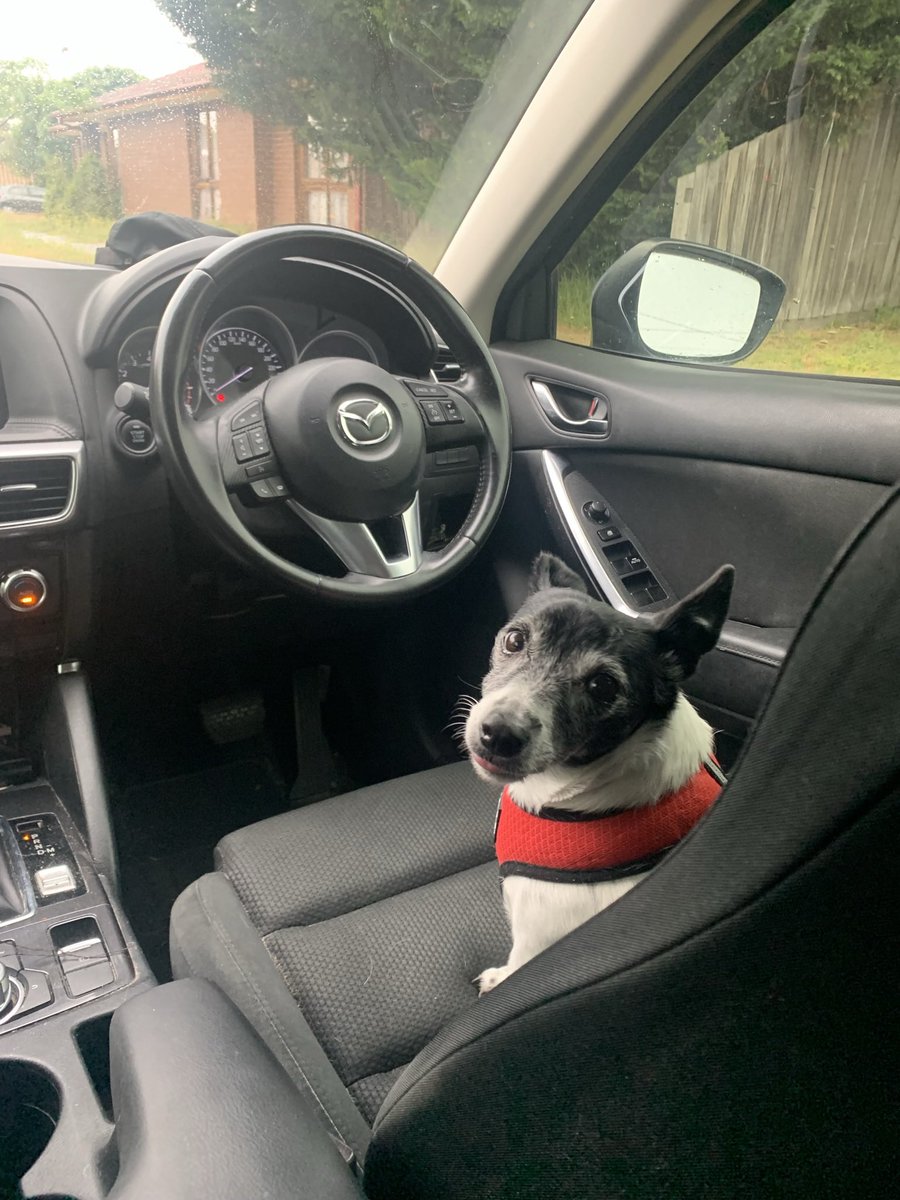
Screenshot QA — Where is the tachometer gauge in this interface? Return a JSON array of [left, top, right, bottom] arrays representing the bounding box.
[[117, 326, 157, 388], [199, 327, 286, 403], [299, 328, 377, 364]]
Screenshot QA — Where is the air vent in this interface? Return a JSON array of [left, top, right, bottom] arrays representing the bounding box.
[[0, 457, 74, 526], [432, 344, 461, 383]]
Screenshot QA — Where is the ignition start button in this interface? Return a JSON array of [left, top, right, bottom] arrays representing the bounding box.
[[117, 417, 156, 456], [1, 569, 47, 613]]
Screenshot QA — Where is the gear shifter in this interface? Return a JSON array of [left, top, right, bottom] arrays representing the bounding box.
[[0, 818, 32, 924]]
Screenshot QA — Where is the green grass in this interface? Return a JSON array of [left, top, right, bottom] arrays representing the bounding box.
[[39, 212, 112, 244], [739, 308, 900, 379], [556, 268, 594, 346], [556, 267, 900, 380], [0, 211, 256, 264], [0, 211, 107, 263]]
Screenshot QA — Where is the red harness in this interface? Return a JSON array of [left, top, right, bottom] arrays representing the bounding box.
[[495, 760, 724, 884]]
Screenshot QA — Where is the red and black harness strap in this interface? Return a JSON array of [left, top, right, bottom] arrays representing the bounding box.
[[495, 759, 725, 884]]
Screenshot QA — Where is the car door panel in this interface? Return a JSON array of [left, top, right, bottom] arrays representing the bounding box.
[[553, 450, 884, 626], [493, 341, 900, 482], [488, 340, 898, 756]]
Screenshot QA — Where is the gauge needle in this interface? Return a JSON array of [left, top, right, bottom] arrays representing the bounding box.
[[218, 366, 254, 391]]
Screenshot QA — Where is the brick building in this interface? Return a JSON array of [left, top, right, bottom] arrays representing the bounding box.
[[56, 63, 412, 237]]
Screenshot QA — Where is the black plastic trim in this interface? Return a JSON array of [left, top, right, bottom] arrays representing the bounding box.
[[42, 666, 119, 891]]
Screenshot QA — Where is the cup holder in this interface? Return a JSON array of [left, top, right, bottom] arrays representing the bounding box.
[[0, 1060, 61, 1198]]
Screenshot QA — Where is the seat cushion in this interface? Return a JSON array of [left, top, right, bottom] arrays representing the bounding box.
[[170, 761, 509, 1152]]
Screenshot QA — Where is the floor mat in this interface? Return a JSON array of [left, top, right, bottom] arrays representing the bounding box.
[[114, 757, 287, 981]]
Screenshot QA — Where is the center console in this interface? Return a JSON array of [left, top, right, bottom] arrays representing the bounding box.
[[0, 791, 134, 1036], [0, 668, 363, 1200], [0, 779, 151, 1200], [0, 657, 154, 1200]]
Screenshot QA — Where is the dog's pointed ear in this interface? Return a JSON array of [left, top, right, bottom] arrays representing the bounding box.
[[529, 552, 588, 595], [653, 565, 734, 681]]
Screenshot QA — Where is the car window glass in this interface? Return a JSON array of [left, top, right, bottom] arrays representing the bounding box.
[[556, 0, 900, 381], [0, 0, 592, 270]]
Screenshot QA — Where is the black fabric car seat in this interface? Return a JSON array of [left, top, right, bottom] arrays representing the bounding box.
[[170, 484, 900, 1199]]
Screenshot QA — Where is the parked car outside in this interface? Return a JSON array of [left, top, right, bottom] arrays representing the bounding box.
[[0, 183, 46, 212]]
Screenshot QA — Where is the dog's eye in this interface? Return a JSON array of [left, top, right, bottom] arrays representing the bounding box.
[[586, 671, 619, 703], [502, 628, 526, 654]]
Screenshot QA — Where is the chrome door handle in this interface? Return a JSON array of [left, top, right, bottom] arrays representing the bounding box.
[[530, 379, 610, 435]]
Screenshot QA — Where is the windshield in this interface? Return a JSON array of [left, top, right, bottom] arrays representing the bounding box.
[[1, 0, 591, 269]]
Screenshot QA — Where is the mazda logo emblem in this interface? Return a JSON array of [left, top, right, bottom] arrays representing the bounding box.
[[336, 397, 393, 447]]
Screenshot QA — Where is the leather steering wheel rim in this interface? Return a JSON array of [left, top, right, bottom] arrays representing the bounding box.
[[150, 226, 511, 604]]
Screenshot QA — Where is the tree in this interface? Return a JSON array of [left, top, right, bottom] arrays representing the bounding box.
[[64, 66, 144, 99], [159, 0, 519, 212], [0, 60, 142, 181], [159, 0, 899, 226], [45, 153, 121, 222]]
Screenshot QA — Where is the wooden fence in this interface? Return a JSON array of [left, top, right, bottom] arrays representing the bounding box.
[[671, 92, 900, 323]]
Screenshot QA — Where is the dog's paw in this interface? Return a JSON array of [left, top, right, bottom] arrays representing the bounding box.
[[476, 965, 511, 995]]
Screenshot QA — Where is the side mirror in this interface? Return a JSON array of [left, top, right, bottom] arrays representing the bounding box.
[[590, 239, 785, 363]]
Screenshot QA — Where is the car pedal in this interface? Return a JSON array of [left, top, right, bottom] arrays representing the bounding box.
[[200, 690, 265, 745], [290, 667, 347, 805]]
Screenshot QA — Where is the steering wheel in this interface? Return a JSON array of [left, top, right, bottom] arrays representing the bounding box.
[[150, 227, 511, 603]]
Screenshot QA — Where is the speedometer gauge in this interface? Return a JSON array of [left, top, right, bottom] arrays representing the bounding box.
[[199, 327, 286, 403]]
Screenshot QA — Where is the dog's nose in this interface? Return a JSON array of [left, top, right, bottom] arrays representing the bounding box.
[[480, 720, 527, 759]]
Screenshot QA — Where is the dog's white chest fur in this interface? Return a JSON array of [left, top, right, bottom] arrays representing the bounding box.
[[478, 694, 713, 994]]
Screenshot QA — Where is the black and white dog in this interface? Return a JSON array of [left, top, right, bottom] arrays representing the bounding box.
[[464, 553, 734, 993]]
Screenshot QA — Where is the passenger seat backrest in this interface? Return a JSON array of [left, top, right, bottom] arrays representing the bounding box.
[[365, 485, 900, 1200]]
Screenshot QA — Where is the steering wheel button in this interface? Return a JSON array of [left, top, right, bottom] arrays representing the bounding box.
[[232, 432, 254, 462], [245, 459, 275, 479], [420, 400, 447, 425], [251, 478, 287, 500], [440, 399, 463, 423], [406, 381, 448, 398], [231, 401, 263, 431], [248, 427, 271, 456]]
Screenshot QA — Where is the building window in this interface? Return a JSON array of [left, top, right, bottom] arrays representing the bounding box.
[[306, 145, 324, 179], [307, 188, 350, 227], [197, 110, 220, 181], [328, 190, 349, 226], [192, 110, 221, 222], [307, 189, 328, 223]]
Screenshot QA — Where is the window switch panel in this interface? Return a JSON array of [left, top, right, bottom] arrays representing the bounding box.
[[555, 467, 674, 614]]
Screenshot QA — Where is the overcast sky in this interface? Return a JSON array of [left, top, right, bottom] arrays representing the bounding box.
[[3, 0, 202, 79]]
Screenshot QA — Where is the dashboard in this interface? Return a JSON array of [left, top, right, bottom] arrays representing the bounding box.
[[99, 252, 440, 419], [116, 297, 393, 419], [0, 235, 475, 669]]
